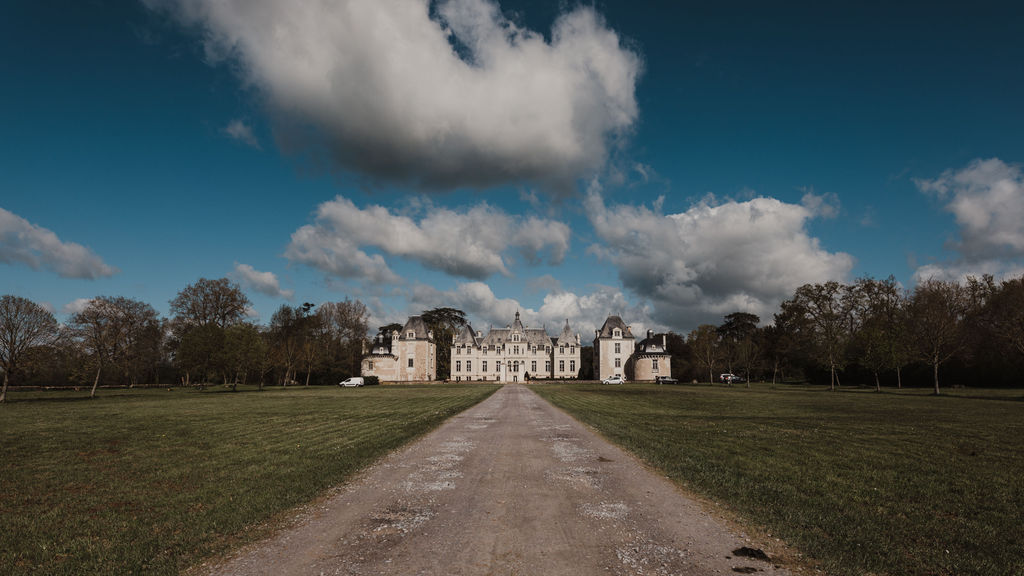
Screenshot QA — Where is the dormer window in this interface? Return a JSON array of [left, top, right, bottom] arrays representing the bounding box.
[[408, 331, 415, 339], [512, 334, 520, 342], [613, 329, 621, 338]]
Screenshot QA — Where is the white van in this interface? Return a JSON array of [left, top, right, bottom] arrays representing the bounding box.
[[339, 377, 364, 387]]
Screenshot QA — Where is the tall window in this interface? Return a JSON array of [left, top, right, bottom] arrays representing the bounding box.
[[456, 361, 461, 372], [514, 361, 519, 372], [545, 360, 551, 372], [408, 358, 414, 368], [652, 359, 659, 371], [456, 347, 460, 355], [559, 346, 564, 355], [559, 360, 564, 372], [570, 346, 575, 354], [614, 358, 621, 368], [570, 360, 576, 373], [482, 361, 488, 372], [467, 360, 472, 372], [368, 361, 374, 370], [531, 361, 537, 372], [614, 342, 621, 353]]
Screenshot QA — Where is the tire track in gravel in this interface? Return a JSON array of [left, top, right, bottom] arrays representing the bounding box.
[[196, 384, 789, 575]]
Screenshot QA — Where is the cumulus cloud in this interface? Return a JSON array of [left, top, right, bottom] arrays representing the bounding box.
[[407, 281, 657, 341], [231, 263, 294, 300], [62, 298, 94, 316], [223, 119, 260, 149], [0, 207, 118, 279], [285, 195, 570, 283], [914, 158, 1024, 280], [143, 0, 641, 191], [913, 261, 1024, 285], [584, 184, 854, 330]]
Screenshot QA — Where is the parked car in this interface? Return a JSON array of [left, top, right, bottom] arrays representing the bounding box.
[[719, 373, 743, 384], [339, 377, 364, 387], [602, 375, 625, 385], [655, 376, 678, 385]]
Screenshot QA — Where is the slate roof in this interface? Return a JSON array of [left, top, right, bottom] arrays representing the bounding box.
[[453, 324, 480, 346], [368, 333, 394, 355], [556, 319, 577, 345], [402, 316, 430, 340], [635, 331, 667, 354], [596, 316, 634, 339], [469, 311, 555, 349]]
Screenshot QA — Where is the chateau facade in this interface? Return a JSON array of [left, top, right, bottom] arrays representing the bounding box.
[[593, 316, 672, 382], [360, 316, 437, 382], [361, 313, 670, 383], [450, 312, 581, 382]]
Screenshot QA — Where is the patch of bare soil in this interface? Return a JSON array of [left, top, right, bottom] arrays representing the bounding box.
[[194, 384, 791, 575]]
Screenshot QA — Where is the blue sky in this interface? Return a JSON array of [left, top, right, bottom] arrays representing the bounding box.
[[3, 0, 1024, 337]]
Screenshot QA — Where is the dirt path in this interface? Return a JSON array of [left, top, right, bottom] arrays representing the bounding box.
[[197, 384, 789, 575]]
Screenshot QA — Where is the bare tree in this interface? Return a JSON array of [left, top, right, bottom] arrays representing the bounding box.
[[223, 323, 263, 390], [117, 298, 162, 387], [779, 281, 860, 390], [906, 278, 971, 395], [71, 297, 129, 398], [981, 276, 1024, 357], [170, 277, 251, 329], [852, 276, 907, 391], [687, 324, 720, 384], [270, 304, 304, 386], [718, 312, 760, 386], [0, 295, 60, 403], [319, 299, 371, 378]]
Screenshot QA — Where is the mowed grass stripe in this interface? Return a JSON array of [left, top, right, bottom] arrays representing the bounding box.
[[532, 383, 1024, 576], [1, 383, 499, 575]]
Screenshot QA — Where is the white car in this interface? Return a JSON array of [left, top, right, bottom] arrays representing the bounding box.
[[339, 377, 364, 387], [601, 375, 625, 385]]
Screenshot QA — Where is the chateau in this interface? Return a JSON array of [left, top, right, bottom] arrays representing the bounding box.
[[360, 316, 437, 381], [451, 312, 580, 382], [593, 315, 672, 382], [361, 313, 670, 383]]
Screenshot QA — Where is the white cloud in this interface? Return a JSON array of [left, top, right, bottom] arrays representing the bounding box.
[[61, 298, 94, 316], [915, 158, 1024, 269], [584, 184, 854, 330], [913, 261, 1024, 285], [143, 0, 641, 191], [800, 190, 840, 219], [223, 119, 261, 149], [285, 195, 570, 283], [0, 207, 118, 279], [406, 281, 657, 342], [231, 263, 294, 300]]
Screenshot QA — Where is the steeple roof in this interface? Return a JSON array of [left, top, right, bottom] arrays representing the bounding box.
[[596, 315, 634, 339]]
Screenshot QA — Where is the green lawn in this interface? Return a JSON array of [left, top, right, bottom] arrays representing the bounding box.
[[0, 383, 499, 575], [532, 382, 1024, 576]]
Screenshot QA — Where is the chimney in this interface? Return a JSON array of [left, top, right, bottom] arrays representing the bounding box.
[[662, 334, 667, 348], [647, 329, 653, 339]]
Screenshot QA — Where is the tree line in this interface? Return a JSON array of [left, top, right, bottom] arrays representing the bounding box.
[[0, 278, 371, 401], [4, 273, 1023, 400], [668, 274, 1024, 393]]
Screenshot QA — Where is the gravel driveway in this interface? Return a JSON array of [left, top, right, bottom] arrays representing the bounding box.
[[196, 384, 789, 575]]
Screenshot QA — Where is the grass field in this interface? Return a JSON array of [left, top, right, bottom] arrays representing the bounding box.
[[0, 383, 499, 575], [532, 382, 1024, 576]]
